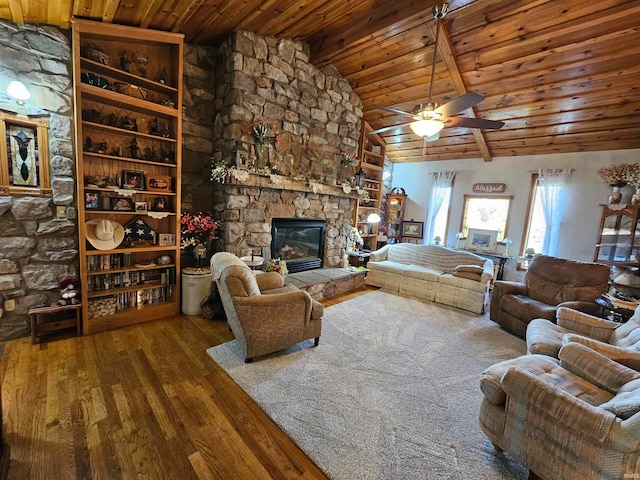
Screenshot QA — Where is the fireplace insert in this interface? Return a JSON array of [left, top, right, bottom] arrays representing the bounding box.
[[271, 218, 326, 273]]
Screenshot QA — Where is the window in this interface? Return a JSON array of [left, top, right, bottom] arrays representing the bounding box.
[[425, 171, 455, 245], [521, 169, 570, 264], [523, 174, 545, 258], [460, 195, 512, 240], [432, 186, 452, 244]]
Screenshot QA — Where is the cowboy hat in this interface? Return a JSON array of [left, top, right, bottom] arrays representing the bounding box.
[[86, 219, 124, 250]]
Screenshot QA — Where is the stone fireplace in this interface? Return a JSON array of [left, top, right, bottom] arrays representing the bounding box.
[[210, 30, 364, 266], [213, 174, 356, 268], [272, 218, 326, 273]]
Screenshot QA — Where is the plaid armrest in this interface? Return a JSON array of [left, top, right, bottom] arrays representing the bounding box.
[[557, 306, 618, 343], [502, 365, 616, 442], [563, 336, 640, 371], [558, 342, 640, 394]]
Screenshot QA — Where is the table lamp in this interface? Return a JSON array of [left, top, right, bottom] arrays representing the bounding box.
[[503, 237, 512, 256]]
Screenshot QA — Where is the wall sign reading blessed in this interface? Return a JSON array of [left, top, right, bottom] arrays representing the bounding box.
[[473, 183, 507, 194]]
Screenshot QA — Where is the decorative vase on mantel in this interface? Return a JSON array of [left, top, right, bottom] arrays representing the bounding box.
[[609, 186, 622, 204]]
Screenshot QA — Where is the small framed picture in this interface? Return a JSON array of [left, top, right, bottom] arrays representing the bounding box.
[[159, 233, 176, 246], [152, 197, 168, 211], [401, 221, 424, 239], [112, 197, 134, 211], [235, 150, 249, 170], [85, 191, 100, 210], [134, 201, 148, 212], [465, 228, 499, 252], [146, 174, 172, 192], [121, 170, 145, 190]]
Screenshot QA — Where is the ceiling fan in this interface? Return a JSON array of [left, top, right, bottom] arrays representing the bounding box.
[[370, 3, 504, 141]]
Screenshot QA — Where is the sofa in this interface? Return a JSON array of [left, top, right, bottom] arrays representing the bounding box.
[[490, 254, 611, 338], [480, 342, 640, 479], [365, 243, 493, 314], [211, 252, 323, 362]]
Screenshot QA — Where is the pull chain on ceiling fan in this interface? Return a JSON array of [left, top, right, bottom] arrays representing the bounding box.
[[370, 3, 504, 140]]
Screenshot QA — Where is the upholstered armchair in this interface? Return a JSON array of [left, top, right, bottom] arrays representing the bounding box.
[[527, 305, 640, 367], [490, 254, 610, 337], [211, 252, 323, 363], [480, 342, 640, 480]]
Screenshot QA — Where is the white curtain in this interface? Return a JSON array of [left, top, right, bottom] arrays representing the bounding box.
[[425, 171, 455, 244], [538, 168, 570, 256]]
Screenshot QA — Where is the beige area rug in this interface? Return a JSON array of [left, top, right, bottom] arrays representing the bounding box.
[[207, 290, 530, 480]]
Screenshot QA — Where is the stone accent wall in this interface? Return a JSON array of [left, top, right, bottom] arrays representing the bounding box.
[[181, 44, 217, 212], [0, 20, 77, 340], [212, 31, 363, 184], [214, 175, 355, 267], [210, 31, 364, 263]]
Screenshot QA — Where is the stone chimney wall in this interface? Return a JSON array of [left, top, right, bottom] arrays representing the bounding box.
[[212, 31, 363, 183], [0, 20, 77, 340], [181, 44, 217, 212], [210, 31, 364, 265]]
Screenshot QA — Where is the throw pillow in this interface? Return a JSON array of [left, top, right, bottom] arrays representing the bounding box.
[[453, 271, 481, 281], [454, 264, 483, 274], [600, 387, 640, 419]]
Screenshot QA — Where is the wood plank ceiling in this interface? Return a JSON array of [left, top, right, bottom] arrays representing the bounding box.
[[1, 0, 639, 162]]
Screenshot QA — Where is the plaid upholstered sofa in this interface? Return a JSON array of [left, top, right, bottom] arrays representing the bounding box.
[[211, 252, 323, 363], [480, 342, 640, 479], [365, 243, 493, 314]]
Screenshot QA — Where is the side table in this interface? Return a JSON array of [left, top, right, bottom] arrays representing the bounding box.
[[29, 303, 82, 344], [348, 250, 371, 268]]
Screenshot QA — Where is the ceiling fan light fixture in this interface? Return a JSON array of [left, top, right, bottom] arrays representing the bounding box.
[[410, 119, 444, 138]]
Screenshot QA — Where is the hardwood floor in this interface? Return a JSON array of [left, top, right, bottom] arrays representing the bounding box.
[[1, 287, 374, 479]]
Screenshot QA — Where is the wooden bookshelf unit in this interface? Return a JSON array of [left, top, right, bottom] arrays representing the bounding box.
[[72, 19, 183, 334]]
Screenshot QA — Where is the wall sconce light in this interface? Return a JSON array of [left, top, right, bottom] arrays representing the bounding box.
[[7, 80, 31, 105]]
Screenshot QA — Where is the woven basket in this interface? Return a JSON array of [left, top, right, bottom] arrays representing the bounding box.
[[88, 296, 117, 318]]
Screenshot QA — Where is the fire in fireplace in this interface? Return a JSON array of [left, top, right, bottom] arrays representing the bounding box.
[[271, 218, 326, 273]]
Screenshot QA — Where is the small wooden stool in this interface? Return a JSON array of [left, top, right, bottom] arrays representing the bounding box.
[[28, 303, 82, 344]]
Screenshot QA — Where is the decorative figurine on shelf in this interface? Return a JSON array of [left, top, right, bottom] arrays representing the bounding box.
[[156, 67, 168, 85], [120, 50, 131, 72], [57, 277, 81, 306], [128, 138, 140, 159], [135, 53, 148, 77], [150, 117, 159, 136]]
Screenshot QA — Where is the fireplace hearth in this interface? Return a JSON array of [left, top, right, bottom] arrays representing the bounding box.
[[271, 218, 326, 273]]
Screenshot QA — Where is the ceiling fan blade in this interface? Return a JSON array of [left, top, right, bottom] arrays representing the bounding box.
[[371, 105, 419, 120], [435, 92, 484, 117], [444, 116, 505, 130], [369, 123, 411, 135]]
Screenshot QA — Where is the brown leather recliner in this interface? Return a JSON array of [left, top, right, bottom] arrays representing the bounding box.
[[490, 254, 610, 338]]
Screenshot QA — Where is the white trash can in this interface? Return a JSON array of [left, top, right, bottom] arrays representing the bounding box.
[[181, 268, 213, 315]]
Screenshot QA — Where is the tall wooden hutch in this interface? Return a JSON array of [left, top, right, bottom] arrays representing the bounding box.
[[72, 19, 183, 334], [594, 204, 640, 265]]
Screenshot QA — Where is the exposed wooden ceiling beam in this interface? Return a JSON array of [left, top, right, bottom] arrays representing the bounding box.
[[428, 21, 493, 162]]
